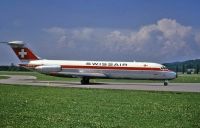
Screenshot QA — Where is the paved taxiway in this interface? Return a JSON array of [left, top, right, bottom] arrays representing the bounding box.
[[0, 75, 200, 92]]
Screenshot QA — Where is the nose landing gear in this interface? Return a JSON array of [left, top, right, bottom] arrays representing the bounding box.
[[164, 80, 168, 86]]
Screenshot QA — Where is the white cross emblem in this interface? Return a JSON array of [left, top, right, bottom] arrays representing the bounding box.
[[18, 49, 27, 58]]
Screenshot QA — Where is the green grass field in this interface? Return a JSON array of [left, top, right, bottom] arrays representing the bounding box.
[[172, 74, 200, 83], [1, 71, 200, 83], [0, 76, 9, 79], [0, 84, 200, 128]]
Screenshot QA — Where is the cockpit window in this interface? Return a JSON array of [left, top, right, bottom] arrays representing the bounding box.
[[161, 66, 167, 70]]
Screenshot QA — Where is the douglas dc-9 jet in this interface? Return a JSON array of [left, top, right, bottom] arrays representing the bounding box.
[[1, 41, 176, 85]]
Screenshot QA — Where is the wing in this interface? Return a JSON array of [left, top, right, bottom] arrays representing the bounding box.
[[53, 71, 107, 78], [34, 64, 107, 78]]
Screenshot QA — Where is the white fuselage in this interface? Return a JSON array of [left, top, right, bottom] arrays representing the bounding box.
[[22, 59, 176, 80]]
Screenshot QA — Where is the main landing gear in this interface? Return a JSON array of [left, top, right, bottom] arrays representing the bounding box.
[[164, 80, 168, 86], [81, 77, 90, 85]]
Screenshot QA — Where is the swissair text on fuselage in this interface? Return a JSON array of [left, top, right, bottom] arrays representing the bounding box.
[[86, 62, 128, 67]]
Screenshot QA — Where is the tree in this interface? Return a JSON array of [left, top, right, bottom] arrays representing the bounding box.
[[182, 64, 185, 74], [196, 64, 199, 74], [176, 65, 178, 73]]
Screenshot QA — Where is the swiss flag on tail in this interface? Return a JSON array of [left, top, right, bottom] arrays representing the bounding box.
[[12, 47, 39, 61], [7, 41, 40, 61]]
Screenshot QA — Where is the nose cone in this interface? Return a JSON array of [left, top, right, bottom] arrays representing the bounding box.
[[167, 71, 177, 80]]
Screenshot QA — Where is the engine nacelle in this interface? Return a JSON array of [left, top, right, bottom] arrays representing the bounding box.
[[35, 65, 61, 73]]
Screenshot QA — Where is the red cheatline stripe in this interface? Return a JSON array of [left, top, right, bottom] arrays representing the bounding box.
[[19, 64, 168, 71], [61, 65, 163, 71]]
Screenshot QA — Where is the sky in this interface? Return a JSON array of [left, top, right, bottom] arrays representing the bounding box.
[[0, 0, 200, 65]]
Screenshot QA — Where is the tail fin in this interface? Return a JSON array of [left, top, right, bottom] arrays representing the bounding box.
[[2, 41, 40, 62]]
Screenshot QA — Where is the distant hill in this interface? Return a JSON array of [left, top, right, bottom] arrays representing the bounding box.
[[163, 59, 200, 73]]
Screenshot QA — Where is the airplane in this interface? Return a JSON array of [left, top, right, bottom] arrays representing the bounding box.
[[1, 41, 176, 86]]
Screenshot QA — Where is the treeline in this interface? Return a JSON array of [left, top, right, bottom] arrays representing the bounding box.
[[163, 59, 200, 74], [0, 66, 30, 71]]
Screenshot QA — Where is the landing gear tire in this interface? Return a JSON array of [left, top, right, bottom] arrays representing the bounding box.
[[81, 77, 90, 85], [164, 80, 168, 86]]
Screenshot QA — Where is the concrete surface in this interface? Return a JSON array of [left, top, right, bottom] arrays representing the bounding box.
[[0, 75, 200, 92]]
